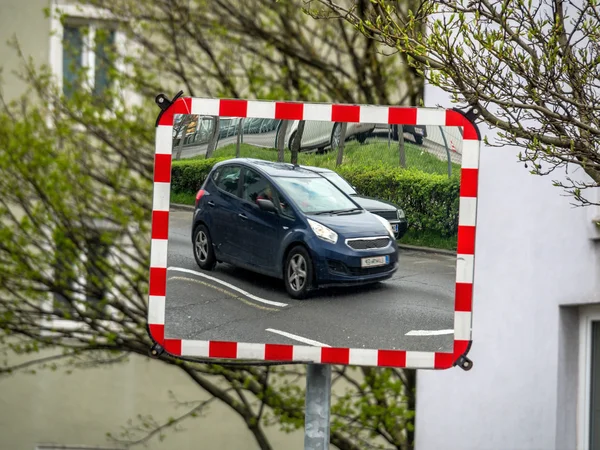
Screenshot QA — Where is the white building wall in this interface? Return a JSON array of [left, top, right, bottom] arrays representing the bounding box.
[[414, 79, 600, 449]]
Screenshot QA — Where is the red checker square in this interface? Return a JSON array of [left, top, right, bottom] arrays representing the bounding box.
[[219, 99, 248, 117], [275, 102, 304, 120], [151, 210, 169, 240], [171, 97, 192, 115], [445, 110, 465, 127], [157, 98, 192, 126], [434, 351, 454, 369], [463, 122, 479, 140], [332, 104, 360, 123], [377, 349, 407, 367], [148, 323, 165, 345], [163, 339, 182, 356], [264, 343, 293, 361], [455, 282, 474, 312], [149, 267, 167, 296], [453, 340, 470, 360], [154, 154, 172, 183], [460, 168, 478, 197], [321, 347, 350, 364], [457, 225, 476, 255], [209, 341, 238, 358], [388, 107, 417, 125]]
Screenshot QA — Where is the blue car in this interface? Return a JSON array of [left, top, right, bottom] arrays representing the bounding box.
[[191, 158, 399, 299]]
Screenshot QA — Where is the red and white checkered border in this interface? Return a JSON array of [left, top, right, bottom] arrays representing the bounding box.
[[147, 97, 481, 370]]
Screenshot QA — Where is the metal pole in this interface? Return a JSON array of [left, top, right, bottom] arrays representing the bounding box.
[[438, 125, 452, 178], [304, 363, 332, 450]]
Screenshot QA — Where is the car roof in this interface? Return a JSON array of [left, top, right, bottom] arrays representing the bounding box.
[[214, 158, 322, 178]]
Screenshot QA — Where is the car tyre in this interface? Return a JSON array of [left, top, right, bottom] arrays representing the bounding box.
[[193, 224, 216, 270], [284, 245, 313, 299], [414, 134, 424, 145], [288, 131, 297, 151], [330, 122, 342, 151]]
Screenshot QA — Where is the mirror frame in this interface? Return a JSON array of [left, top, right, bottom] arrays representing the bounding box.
[[147, 95, 482, 371]]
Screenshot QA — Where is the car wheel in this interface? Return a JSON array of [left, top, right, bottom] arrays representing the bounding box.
[[330, 122, 342, 150], [193, 224, 216, 270], [357, 132, 367, 144], [284, 245, 313, 299], [288, 131, 297, 151], [414, 134, 424, 145]]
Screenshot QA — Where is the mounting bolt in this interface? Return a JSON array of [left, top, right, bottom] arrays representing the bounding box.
[[459, 356, 473, 371], [149, 342, 164, 358]]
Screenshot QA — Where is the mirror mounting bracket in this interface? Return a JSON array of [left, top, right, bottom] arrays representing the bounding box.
[[154, 90, 184, 127], [454, 340, 473, 371], [149, 342, 165, 358]]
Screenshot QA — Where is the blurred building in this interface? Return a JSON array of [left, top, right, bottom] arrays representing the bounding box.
[[415, 34, 600, 450]]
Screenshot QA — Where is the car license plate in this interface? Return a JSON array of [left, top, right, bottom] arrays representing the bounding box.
[[361, 255, 389, 268], [415, 128, 424, 135], [392, 224, 399, 232]]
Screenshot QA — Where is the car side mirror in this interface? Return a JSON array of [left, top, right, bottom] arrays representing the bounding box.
[[257, 198, 278, 213]]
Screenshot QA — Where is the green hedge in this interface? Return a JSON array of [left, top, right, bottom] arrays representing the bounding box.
[[171, 158, 460, 237]]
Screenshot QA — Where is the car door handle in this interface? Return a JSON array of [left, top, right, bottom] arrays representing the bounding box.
[[238, 213, 247, 220], [207, 201, 215, 206]]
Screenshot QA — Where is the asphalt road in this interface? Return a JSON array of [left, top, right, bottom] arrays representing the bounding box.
[[164, 209, 457, 353]]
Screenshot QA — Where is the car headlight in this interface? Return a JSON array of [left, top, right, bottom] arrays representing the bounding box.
[[373, 214, 395, 237], [397, 209, 405, 219], [307, 219, 338, 244]]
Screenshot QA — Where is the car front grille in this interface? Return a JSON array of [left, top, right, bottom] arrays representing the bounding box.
[[326, 259, 394, 276], [372, 210, 397, 220], [347, 265, 392, 276], [346, 237, 391, 250]]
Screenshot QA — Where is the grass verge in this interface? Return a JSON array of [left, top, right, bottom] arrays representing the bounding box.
[[171, 192, 196, 206], [193, 140, 461, 176], [400, 230, 457, 252]]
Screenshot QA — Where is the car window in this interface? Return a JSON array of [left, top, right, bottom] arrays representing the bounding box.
[[276, 176, 357, 215], [215, 165, 240, 196], [321, 171, 356, 195], [242, 168, 295, 217]]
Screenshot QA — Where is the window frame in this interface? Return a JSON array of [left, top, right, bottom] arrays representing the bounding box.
[[577, 304, 600, 449], [48, 1, 142, 121]]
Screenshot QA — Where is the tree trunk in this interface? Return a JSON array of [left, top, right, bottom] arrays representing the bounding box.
[[205, 117, 220, 159], [290, 120, 305, 165], [335, 123, 348, 167], [398, 125, 406, 168], [276, 120, 289, 162], [235, 119, 243, 158]]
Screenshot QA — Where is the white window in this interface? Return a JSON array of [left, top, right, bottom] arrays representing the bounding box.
[[49, 3, 127, 100], [577, 304, 600, 449]]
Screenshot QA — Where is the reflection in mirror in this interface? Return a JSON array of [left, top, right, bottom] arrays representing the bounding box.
[[166, 113, 463, 353]]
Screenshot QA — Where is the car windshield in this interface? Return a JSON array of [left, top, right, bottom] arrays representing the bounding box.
[[320, 171, 357, 195], [275, 176, 359, 215]]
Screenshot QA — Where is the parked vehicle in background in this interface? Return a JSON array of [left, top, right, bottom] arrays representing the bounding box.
[[370, 124, 427, 145], [300, 165, 408, 240], [191, 158, 399, 299], [275, 120, 375, 154]]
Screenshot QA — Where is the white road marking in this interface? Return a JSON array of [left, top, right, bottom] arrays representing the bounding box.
[[405, 329, 454, 336], [167, 266, 289, 307], [265, 328, 330, 347]]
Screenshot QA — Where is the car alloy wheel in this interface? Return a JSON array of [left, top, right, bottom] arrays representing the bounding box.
[[284, 245, 313, 299], [193, 224, 216, 270], [288, 254, 307, 291], [331, 122, 341, 150]]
